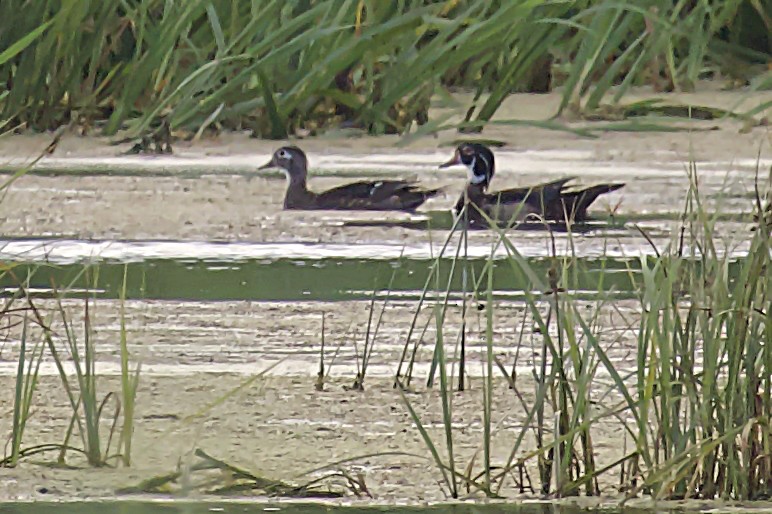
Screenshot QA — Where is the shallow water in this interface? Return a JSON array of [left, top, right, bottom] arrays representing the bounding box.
[[0, 243, 640, 301], [0, 122, 769, 503], [0, 501, 684, 514], [0, 153, 757, 377], [0, 245, 752, 303]]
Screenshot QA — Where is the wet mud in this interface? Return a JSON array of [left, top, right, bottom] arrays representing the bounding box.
[[0, 86, 769, 503]]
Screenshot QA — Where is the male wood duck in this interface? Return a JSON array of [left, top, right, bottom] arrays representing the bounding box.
[[440, 143, 624, 227], [260, 146, 441, 211]]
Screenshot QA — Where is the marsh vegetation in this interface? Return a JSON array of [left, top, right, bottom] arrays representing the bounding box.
[[0, 0, 771, 508], [0, 140, 769, 502], [0, 0, 769, 140]]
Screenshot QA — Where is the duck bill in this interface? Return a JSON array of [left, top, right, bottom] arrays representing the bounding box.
[[439, 150, 460, 169], [258, 159, 275, 170]]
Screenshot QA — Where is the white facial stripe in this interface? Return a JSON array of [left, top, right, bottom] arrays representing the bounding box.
[[467, 156, 487, 184], [479, 152, 490, 173], [465, 157, 476, 181]]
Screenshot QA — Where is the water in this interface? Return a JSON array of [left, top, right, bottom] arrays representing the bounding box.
[[0, 501, 682, 514], [0, 238, 750, 301], [0, 250, 638, 302], [0, 147, 766, 505]]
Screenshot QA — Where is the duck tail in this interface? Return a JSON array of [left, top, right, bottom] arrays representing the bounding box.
[[553, 183, 625, 222], [537, 177, 575, 201]]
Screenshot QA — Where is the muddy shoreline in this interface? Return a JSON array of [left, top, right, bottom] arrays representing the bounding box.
[[3, 371, 771, 509], [0, 88, 767, 247], [0, 373, 659, 502], [0, 87, 770, 505]]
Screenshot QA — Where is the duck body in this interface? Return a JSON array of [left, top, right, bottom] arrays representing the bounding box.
[[284, 177, 439, 211], [262, 146, 441, 212], [442, 143, 624, 227]]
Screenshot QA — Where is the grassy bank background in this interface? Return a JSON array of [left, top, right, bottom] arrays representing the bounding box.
[[1, 0, 769, 140]]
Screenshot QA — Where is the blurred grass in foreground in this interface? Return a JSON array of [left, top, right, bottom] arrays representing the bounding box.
[[397, 162, 771, 499]]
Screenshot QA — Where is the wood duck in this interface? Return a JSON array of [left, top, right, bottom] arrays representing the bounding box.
[[440, 143, 624, 227], [260, 146, 441, 211]]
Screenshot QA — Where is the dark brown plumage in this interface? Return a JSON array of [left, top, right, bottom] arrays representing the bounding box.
[[440, 143, 624, 227], [260, 146, 441, 211]]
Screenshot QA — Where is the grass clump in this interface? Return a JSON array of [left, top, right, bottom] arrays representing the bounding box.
[[397, 163, 770, 500], [0, 1, 768, 139], [1, 266, 141, 468], [5, 273, 45, 468], [626, 165, 771, 500]]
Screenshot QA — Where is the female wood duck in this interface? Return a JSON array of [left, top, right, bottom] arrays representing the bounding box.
[[260, 146, 441, 211], [440, 143, 624, 227]]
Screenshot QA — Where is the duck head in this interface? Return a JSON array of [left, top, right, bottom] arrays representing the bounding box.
[[439, 143, 495, 188], [259, 146, 308, 183]]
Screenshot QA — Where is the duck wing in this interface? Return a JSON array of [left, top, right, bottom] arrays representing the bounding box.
[[491, 177, 574, 205], [456, 177, 624, 226], [454, 178, 573, 225], [456, 177, 572, 212], [315, 180, 441, 211], [548, 183, 625, 222]]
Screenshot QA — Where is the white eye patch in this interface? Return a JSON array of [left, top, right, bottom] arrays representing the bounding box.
[[278, 150, 292, 160]]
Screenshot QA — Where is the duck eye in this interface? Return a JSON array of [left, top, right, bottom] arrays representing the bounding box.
[[278, 150, 290, 159], [462, 147, 474, 156]]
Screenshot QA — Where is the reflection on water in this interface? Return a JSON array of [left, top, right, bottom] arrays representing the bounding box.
[[0, 236, 662, 262], [342, 209, 629, 233], [0, 255, 641, 302], [0, 238, 748, 302], [0, 501, 683, 514], [342, 209, 750, 232]]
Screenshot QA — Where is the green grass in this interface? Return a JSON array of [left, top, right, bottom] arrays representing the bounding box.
[[2, 158, 768, 498], [0, 1, 768, 139], [118, 265, 141, 467], [396, 162, 770, 499], [6, 272, 45, 468], [352, 265, 399, 391], [1, 169, 768, 499], [1, 120, 769, 500], [1, 265, 140, 468]]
